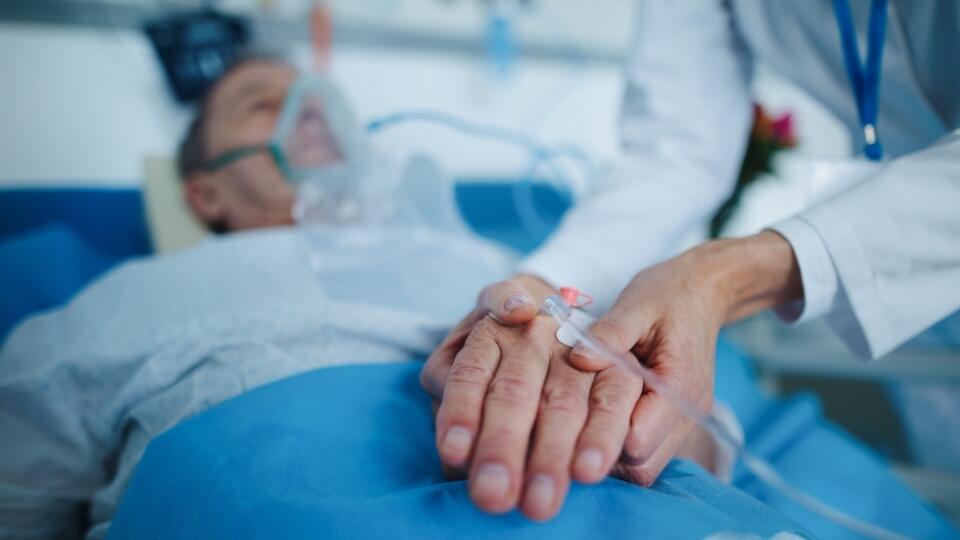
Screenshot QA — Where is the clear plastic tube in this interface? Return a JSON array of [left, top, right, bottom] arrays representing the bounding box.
[[365, 110, 596, 237], [541, 295, 911, 540]]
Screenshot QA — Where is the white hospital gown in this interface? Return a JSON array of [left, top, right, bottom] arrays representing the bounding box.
[[0, 226, 515, 539]]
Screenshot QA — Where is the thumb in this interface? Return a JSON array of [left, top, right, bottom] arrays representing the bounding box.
[[479, 279, 539, 325], [569, 308, 649, 372]]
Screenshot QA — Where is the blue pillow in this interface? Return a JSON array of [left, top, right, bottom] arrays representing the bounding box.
[[456, 181, 571, 253], [0, 226, 121, 343], [0, 188, 151, 258]]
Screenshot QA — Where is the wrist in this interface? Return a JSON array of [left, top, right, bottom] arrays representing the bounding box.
[[690, 231, 803, 324]]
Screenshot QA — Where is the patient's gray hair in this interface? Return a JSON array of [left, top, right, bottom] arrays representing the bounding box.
[[176, 51, 292, 180]]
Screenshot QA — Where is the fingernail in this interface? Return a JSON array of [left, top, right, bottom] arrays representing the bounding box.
[[441, 426, 472, 461], [503, 294, 532, 313], [575, 447, 605, 478], [524, 474, 555, 515], [474, 463, 510, 499]]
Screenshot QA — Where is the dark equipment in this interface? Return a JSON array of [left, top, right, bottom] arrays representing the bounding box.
[[145, 11, 250, 103]]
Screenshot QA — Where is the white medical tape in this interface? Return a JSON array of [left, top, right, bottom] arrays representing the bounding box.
[[555, 309, 596, 347]]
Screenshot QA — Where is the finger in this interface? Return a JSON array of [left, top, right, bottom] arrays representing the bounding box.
[[420, 308, 486, 399], [613, 368, 712, 486], [468, 319, 553, 514], [620, 391, 687, 472], [434, 326, 501, 468], [571, 365, 643, 484], [610, 421, 691, 487], [433, 400, 468, 480], [619, 356, 713, 472], [479, 280, 539, 325], [520, 355, 592, 521], [568, 306, 654, 372], [623, 390, 685, 464]]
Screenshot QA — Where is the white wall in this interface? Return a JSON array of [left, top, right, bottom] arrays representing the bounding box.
[[0, 21, 625, 187], [0, 23, 189, 185]]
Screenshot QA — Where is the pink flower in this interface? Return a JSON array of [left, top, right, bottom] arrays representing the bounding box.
[[771, 113, 796, 146]]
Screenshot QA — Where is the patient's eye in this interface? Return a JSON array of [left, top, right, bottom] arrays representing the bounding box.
[[244, 92, 283, 117], [250, 99, 279, 113]]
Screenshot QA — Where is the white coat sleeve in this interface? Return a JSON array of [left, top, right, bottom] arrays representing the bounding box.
[[519, 0, 753, 309], [771, 130, 960, 359]]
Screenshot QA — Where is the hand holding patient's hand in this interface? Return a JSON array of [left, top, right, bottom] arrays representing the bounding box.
[[568, 252, 725, 487], [569, 232, 804, 486], [421, 233, 802, 522]]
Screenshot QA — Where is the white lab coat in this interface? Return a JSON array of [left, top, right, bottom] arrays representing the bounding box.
[[520, 0, 959, 360]]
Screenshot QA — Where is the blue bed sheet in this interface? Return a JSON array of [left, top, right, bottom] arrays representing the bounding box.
[[109, 344, 958, 539]]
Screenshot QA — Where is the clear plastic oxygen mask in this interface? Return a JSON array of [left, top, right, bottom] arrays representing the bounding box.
[[274, 75, 393, 226], [542, 291, 910, 540]]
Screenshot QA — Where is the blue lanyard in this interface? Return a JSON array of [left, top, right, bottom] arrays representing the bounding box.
[[832, 0, 888, 161]]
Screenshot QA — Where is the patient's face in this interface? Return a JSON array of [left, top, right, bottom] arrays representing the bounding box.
[[189, 61, 299, 231]]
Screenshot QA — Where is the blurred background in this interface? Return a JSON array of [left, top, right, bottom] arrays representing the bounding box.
[[0, 0, 631, 188], [0, 0, 957, 525]]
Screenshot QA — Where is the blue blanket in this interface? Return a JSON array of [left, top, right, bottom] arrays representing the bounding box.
[[719, 341, 955, 539], [109, 361, 804, 539], [109, 344, 958, 539]]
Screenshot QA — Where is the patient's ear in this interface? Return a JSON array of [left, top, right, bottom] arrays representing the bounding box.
[[183, 174, 227, 229]]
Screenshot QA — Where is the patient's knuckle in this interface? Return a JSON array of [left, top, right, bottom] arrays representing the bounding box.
[[540, 383, 587, 416], [447, 362, 490, 387], [451, 341, 495, 369], [472, 318, 505, 340], [486, 374, 538, 405], [461, 327, 496, 351], [588, 389, 627, 416]]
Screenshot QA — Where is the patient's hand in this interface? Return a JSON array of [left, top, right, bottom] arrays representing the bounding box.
[[420, 276, 642, 521]]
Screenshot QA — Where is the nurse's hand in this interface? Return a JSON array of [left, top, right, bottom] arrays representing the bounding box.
[[420, 275, 642, 521], [569, 231, 803, 486]]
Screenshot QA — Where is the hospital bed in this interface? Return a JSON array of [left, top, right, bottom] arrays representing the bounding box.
[[1, 158, 958, 536]]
